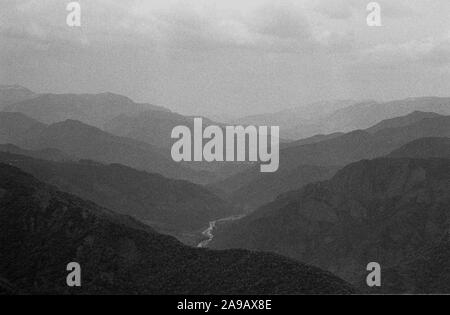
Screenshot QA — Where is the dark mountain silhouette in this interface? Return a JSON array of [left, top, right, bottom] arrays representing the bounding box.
[[213, 114, 450, 210], [0, 144, 72, 162], [0, 277, 16, 295], [388, 137, 450, 159], [0, 151, 235, 235], [381, 238, 450, 294], [211, 158, 450, 293], [0, 85, 37, 110], [0, 113, 213, 184], [3, 92, 170, 128], [0, 164, 354, 294]]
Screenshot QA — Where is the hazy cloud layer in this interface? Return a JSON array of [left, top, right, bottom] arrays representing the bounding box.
[[1, 0, 450, 116]]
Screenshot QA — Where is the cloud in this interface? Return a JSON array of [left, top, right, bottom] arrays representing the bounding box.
[[360, 34, 450, 67], [314, 0, 354, 20], [2, 0, 450, 116]]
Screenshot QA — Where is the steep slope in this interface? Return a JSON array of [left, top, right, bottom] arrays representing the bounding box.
[[0, 164, 353, 294], [0, 151, 236, 234], [0, 114, 213, 184], [0, 85, 36, 110], [213, 114, 450, 210], [217, 164, 340, 211], [388, 137, 450, 159], [3, 93, 169, 128], [211, 158, 450, 293]]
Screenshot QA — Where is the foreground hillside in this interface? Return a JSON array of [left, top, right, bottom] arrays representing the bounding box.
[[0, 164, 353, 294], [211, 157, 450, 293]]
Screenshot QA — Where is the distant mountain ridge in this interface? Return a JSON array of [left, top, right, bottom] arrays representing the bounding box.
[[0, 112, 214, 184], [235, 97, 450, 140], [0, 164, 354, 294], [212, 112, 450, 210], [4, 92, 170, 128], [0, 85, 37, 110]]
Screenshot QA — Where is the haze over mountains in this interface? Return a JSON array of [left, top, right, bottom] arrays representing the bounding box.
[[0, 86, 256, 179], [0, 112, 213, 184], [0, 164, 353, 294], [1, 84, 450, 294], [4, 91, 170, 129], [236, 98, 450, 140], [0, 85, 37, 110], [212, 112, 450, 210]]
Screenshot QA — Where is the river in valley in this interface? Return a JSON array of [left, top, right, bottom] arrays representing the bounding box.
[[197, 215, 245, 248]]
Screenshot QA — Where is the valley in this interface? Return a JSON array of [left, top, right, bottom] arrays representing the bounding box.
[[197, 214, 246, 248], [1, 85, 450, 294]]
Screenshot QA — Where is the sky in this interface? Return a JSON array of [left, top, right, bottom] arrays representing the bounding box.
[[1, 0, 450, 117]]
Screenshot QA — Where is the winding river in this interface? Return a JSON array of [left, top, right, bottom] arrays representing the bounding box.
[[197, 215, 245, 248]]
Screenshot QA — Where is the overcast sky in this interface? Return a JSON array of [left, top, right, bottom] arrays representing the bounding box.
[[1, 0, 450, 117]]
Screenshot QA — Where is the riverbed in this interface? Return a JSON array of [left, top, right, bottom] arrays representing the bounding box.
[[197, 215, 245, 248]]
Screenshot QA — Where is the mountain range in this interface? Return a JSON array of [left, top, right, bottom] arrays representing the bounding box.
[[0, 164, 354, 294], [0, 87, 257, 179], [235, 98, 450, 140], [0, 112, 213, 184], [3, 92, 169, 128], [211, 154, 450, 293], [212, 112, 450, 210], [2, 84, 450, 294], [0, 151, 236, 241]]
